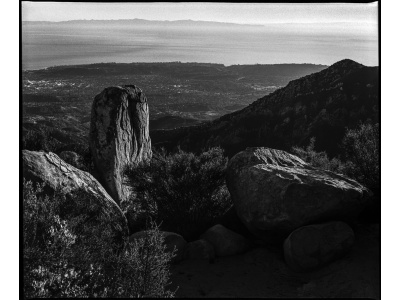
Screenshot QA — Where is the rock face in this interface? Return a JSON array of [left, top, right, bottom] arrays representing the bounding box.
[[184, 239, 215, 262], [200, 224, 248, 257], [22, 150, 129, 246], [226, 147, 371, 240], [283, 221, 355, 272], [130, 231, 187, 264], [89, 85, 152, 205]]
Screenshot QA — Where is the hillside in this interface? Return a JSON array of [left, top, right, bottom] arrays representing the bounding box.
[[22, 62, 327, 150], [151, 59, 379, 157]]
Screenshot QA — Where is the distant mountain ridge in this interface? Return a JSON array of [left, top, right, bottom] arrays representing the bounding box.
[[151, 59, 379, 157], [22, 18, 264, 28]]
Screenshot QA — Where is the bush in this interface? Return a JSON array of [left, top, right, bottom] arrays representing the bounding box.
[[23, 179, 175, 298], [22, 127, 60, 153], [341, 123, 380, 194], [291, 137, 346, 174], [124, 147, 232, 241], [291, 123, 380, 223]]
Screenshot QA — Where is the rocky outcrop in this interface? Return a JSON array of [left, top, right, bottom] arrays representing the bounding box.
[[22, 150, 129, 247], [200, 224, 248, 257], [226, 147, 371, 240], [130, 231, 187, 264], [184, 239, 215, 262], [89, 85, 152, 205], [283, 221, 355, 272]]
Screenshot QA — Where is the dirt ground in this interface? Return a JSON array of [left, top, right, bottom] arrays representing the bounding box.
[[169, 223, 380, 298]]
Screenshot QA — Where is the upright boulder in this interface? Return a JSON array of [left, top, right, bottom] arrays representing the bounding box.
[[22, 150, 129, 247], [283, 221, 355, 272], [89, 85, 152, 205], [226, 147, 371, 240]]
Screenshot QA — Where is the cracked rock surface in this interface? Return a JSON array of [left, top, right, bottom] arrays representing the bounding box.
[[89, 85, 152, 205]]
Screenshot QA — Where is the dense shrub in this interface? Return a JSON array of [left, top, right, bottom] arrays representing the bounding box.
[[291, 137, 346, 173], [341, 123, 380, 194], [124, 147, 232, 241], [23, 179, 175, 298], [22, 127, 60, 153], [292, 123, 380, 194]]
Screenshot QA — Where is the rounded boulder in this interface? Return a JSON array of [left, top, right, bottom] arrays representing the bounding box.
[[283, 221, 355, 272]]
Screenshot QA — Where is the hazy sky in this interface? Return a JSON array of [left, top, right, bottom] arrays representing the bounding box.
[[22, 2, 378, 25]]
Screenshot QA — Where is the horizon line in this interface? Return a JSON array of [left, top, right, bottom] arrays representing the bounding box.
[[22, 18, 377, 26]]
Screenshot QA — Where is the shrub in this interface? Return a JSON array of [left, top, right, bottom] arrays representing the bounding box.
[[341, 123, 380, 194], [291, 137, 346, 174], [124, 147, 232, 241], [23, 179, 175, 298], [22, 127, 60, 153]]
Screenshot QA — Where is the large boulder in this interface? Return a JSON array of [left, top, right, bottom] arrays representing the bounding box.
[[226, 147, 371, 240], [200, 224, 248, 257], [22, 150, 129, 247], [130, 231, 187, 264], [89, 85, 152, 205], [283, 221, 355, 272]]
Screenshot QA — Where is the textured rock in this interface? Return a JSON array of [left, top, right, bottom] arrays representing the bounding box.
[[200, 224, 248, 257], [184, 239, 215, 262], [283, 221, 355, 272], [22, 150, 129, 247], [226, 147, 371, 239], [130, 231, 187, 264], [89, 85, 152, 205]]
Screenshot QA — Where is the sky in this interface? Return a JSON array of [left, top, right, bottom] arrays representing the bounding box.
[[22, 2, 378, 25]]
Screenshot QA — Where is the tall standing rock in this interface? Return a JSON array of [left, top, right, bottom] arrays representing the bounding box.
[[89, 85, 152, 205]]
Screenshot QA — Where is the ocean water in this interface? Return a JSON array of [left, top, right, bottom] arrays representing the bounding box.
[[22, 22, 379, 70]]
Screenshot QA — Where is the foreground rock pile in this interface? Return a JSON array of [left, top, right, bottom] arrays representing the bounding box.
[[23, 84, 373, 273], [226, 147, 371, 271]]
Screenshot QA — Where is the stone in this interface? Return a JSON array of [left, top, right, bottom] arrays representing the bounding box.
[[226, 147, 371, 240], [130, 230, 187, 264], [283, 221, 355, 272], [184, 239, 215, 262], [89, 85, 152, 205], [22, 150, 129, 247], [200, 224, 248, 257]]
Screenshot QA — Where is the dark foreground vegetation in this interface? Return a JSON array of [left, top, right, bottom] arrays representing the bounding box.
[[23, 180, 176, 298], [124, 147, 232, 241]]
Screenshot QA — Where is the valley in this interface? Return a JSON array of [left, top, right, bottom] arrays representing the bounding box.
[[22, 62, 327, 146]]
